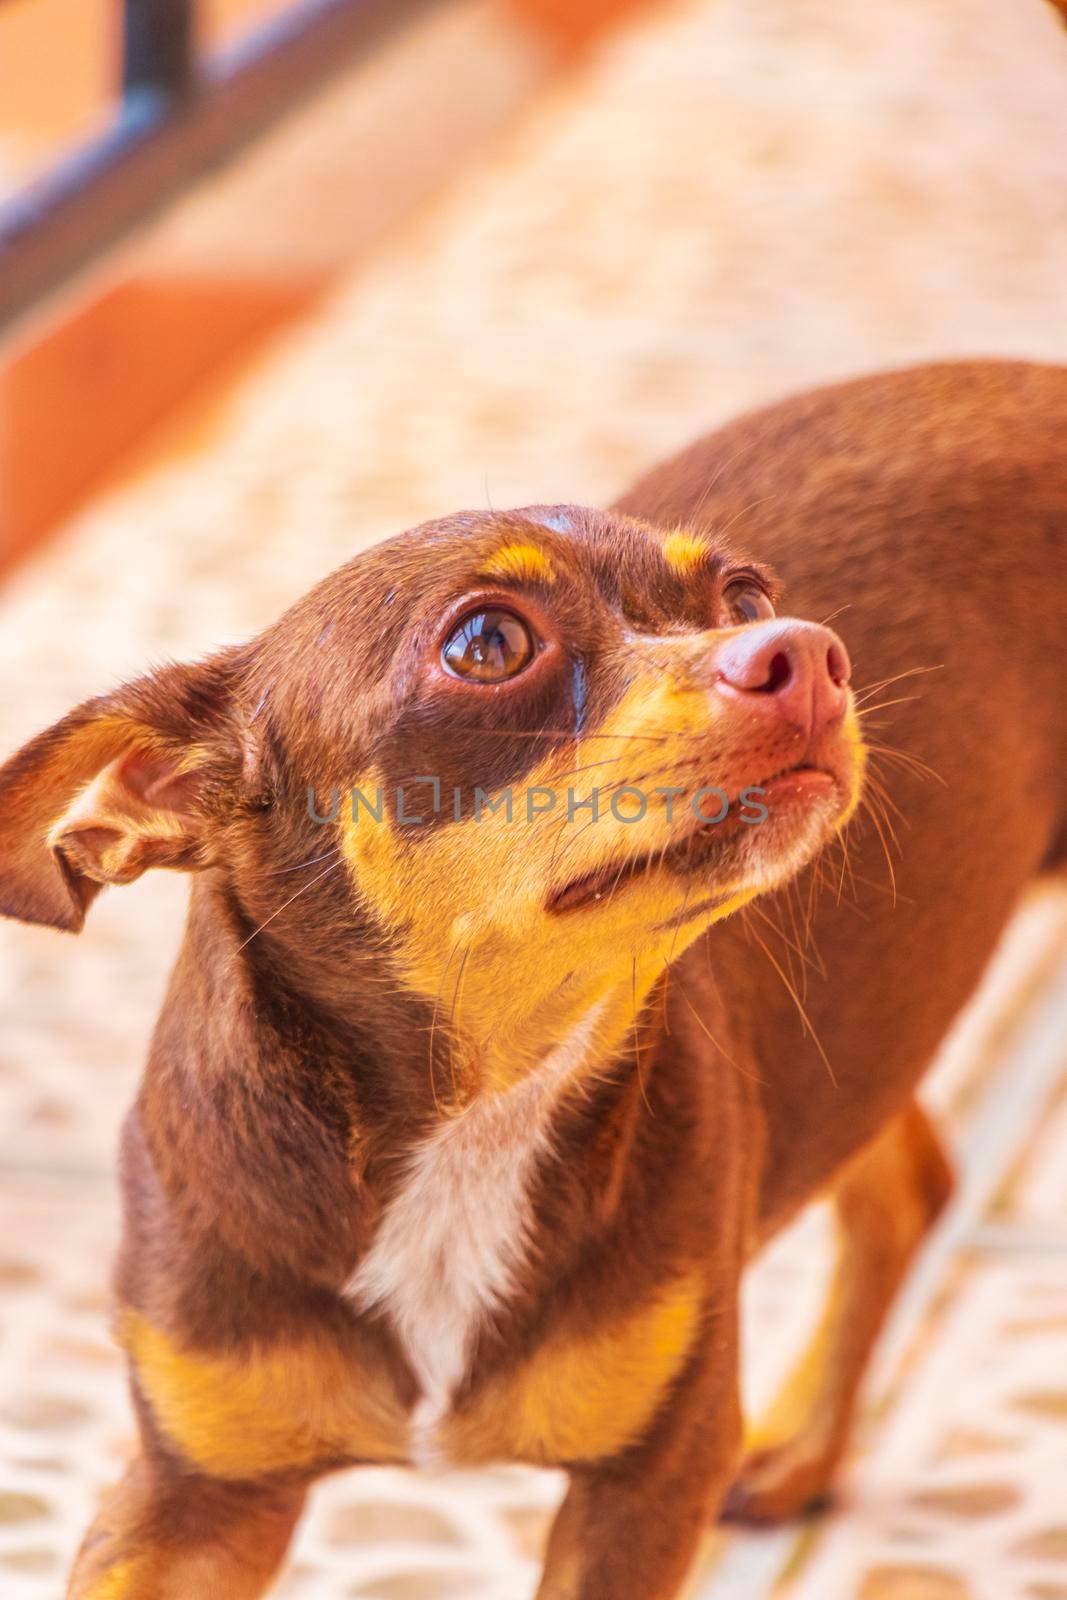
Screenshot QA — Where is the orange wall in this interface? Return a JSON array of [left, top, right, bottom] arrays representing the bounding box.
[[0, 0, 319, 200], [0, 0, 115, 197]]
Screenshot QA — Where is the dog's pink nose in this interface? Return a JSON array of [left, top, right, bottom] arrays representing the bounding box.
[[715, 619, 851, 737]]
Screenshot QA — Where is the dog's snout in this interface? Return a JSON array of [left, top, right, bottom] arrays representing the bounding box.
[[714, 619, 851, 736]]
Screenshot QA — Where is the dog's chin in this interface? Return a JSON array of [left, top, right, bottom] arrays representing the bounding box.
[[547, 765, 851, 921], [725, 783, 844, 888], [698, 766, 848, 877], [648, 781, 845, 933]]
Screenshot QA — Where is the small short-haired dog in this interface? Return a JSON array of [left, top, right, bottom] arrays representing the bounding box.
[[0, 360, 1063, 1599]]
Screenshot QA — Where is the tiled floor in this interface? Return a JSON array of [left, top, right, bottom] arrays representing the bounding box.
[[2, 0, 1067, 1595]]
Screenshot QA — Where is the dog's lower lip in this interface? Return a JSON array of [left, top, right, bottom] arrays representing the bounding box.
[[545, 765, 839, 915], [758, 764, 836, 801], [547, 861, 646, 915]]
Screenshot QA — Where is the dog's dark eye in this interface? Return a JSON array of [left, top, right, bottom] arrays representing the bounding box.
[[442, 609, 535, 683], [721, 578, 775, 626]]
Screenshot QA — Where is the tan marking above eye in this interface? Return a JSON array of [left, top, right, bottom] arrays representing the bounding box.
[[441, 608, 536, 683], [478, 543, 556, 585], [661, 531, 711, 574]]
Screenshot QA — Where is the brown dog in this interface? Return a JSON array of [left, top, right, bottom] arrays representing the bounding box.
[[0, 359, 1062, 1599]]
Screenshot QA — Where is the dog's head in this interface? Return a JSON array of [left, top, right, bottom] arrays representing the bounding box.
[[0, 507, 862, 1080]]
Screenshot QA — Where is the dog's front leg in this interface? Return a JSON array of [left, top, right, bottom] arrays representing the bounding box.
[[66, 1454, 307, 1600], [536, 1322, 742, 1600], [724, 1099, 954, 1524]]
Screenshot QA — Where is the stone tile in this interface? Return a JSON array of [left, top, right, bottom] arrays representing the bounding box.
[[0, 1180, 129, 1598], [1001, 1069, 1067, 1230], [770, 1261, 1067, 1600], [348, 1569, 496, 1599], [857, 1568, 972, 1600]]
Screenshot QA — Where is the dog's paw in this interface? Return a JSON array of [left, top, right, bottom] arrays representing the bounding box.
[[718, 1436, 840, 1525]]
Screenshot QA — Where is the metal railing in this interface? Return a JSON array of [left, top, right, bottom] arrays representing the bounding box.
[[0, 0, 441, 332]]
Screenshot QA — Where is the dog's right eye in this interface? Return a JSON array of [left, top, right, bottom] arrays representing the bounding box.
[[442, 609, 535, 683]]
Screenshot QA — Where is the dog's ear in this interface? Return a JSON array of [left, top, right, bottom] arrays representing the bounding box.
[[0, 653, 246, 933]]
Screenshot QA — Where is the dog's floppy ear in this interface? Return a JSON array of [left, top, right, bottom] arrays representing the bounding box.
[[0, 653, 246, 933]]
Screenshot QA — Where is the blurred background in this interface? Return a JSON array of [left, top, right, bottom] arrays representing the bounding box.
[[1, 1, 1067, 1596]]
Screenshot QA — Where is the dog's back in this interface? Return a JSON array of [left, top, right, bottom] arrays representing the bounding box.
[[617, 360, 1067, 1223]]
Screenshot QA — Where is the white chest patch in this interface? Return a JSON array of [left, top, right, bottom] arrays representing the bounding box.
[[345, 1002, 607, 1464]]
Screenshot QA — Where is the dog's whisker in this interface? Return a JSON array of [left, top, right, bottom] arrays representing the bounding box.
[[853, 663, 943, 704], [855, 693, 924, 717], [428, 939, 464, 1114], [864, 739, 946, 786], [671, 973, 767, 1085], [462, 728, 675, 743], [631, 957, 654, 1115], [856, 791, 899, 906], [666, 882, 693, 967], [745, 918, 837, 1087], [554, 752, 632, 781], [234, 857, 347, 952], [749, 900, 820, 979], [267, 846, 342, 877]]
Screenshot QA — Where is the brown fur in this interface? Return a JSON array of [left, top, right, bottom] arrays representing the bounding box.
[[1, 360, 1064, 1599], [616, 358, 1067, 1524]]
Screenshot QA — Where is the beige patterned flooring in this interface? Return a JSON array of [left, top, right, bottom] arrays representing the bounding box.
[[2, 0, 1067, 1595]]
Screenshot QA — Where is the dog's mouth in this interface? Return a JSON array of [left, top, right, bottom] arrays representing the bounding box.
[[545, 762, 840, 916]]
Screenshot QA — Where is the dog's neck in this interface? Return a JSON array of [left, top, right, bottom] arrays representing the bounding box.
[[427, 940, 666, 1099], [172, 872, 652, 1133], [137, 874, 656, 1303]]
